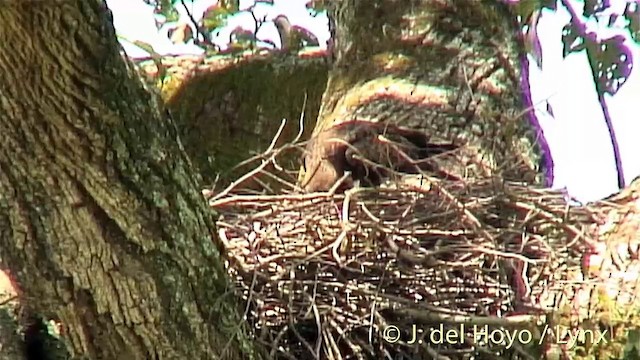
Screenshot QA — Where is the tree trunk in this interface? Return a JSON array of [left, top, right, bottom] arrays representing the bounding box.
[[0, 1, 258, 359], [282, 0, 640, 357], [154, 55, 328, 187], [302, 0, 545, 189]]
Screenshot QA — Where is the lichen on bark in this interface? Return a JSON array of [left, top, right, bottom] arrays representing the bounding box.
[[137, 53, 330, 187], [303, 0, 546, 187], [0, 1, 259, 358]]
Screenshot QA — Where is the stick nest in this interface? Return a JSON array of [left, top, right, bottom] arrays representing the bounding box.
[[207, 131, 603, 359]]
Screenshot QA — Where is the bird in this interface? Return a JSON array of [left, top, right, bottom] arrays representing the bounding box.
[[167, 23, 193, 44], [301, 121, 458, 192], [227, 26, 257, 52], [273, 15, 320, 52]]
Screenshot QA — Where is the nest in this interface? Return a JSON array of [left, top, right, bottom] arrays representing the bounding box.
[[206, 123, 603, 359]]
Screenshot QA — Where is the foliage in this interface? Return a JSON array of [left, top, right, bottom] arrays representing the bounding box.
[[625, 3, 640, 43], [561, 5, 634, 96], [138, 0, 326, 54], [512, 0, 637, 96], [509, 0, 639, 192]]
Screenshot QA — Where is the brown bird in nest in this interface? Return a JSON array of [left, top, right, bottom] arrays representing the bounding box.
[[301, 121, 459, 192]]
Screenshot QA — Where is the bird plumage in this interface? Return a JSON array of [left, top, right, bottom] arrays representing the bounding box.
[[301, 121, 458, 192]]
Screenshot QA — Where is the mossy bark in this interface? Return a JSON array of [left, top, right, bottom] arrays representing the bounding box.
[[303, 0, 545, 186], [137, 53, 329, 188], [0, 304, 24, 360], [0, 1, 259, 359], [300, 0, 640, 358]]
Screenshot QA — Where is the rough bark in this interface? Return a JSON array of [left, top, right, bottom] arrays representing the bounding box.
[[0, 298, 24, 360], [0, 1, 258, 359], [302, 0, 545, 189], [153, 54, 328, 187], [295, 0, 640, 356]]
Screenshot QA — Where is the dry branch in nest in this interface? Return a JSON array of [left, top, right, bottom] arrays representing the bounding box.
[[206, 122, 638, 359]]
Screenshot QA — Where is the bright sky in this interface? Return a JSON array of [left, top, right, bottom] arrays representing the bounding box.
[[106, 0, 329, 57], [106, 0, 640, 204], [529, 0, 640, 202]]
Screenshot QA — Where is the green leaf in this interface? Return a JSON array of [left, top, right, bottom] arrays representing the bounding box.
[[624, 2, 640, 44], [202, 6, 232, 32]]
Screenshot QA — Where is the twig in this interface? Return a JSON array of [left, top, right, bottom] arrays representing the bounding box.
[[179, 0, 212, 46], [210, 126, 603, 359], [209, 120, 288, 204], [311, 300, 323, 358]]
